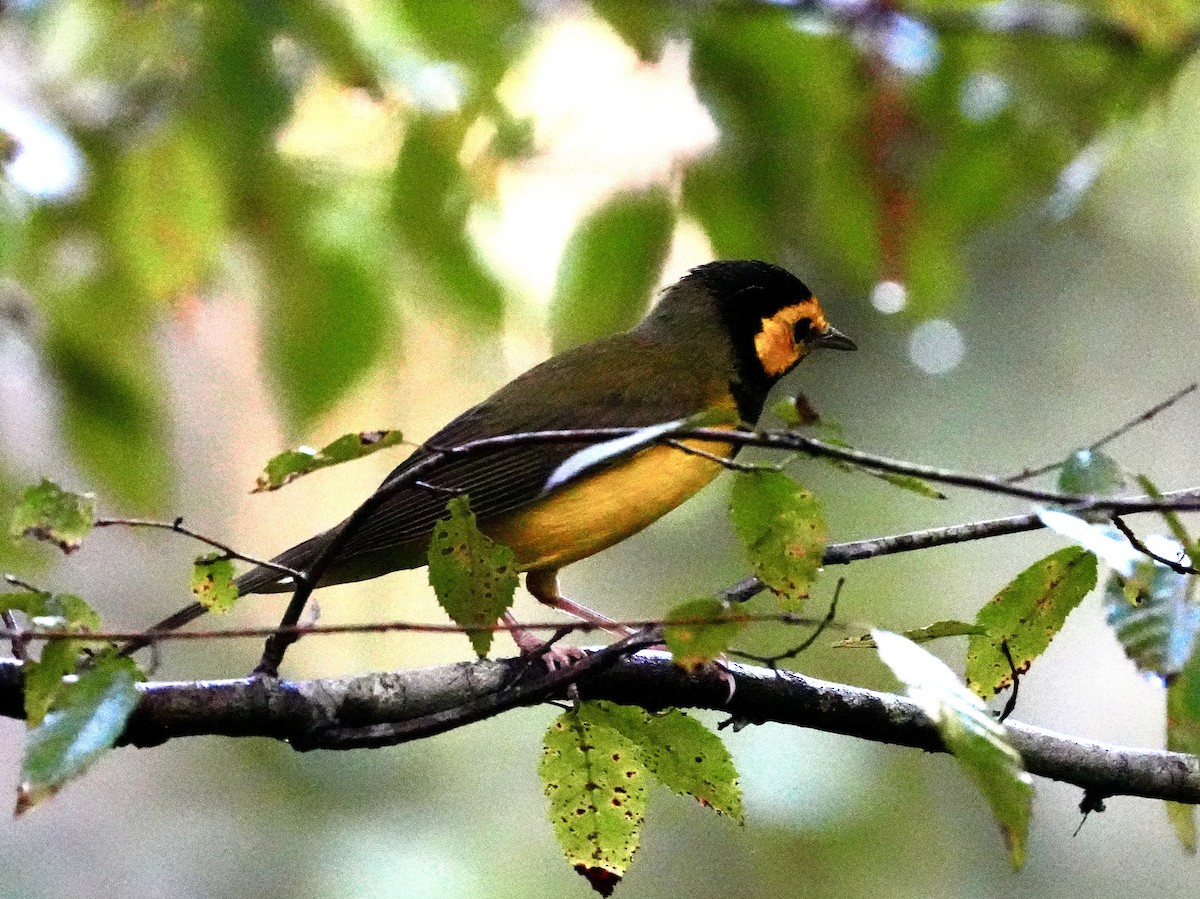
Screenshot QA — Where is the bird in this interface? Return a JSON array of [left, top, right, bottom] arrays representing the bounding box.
[[135, 260, 855, 659]]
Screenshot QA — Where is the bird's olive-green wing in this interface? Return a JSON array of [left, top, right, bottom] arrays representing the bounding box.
[[342, 336, 726, 560], [237, 336, 730, 592]]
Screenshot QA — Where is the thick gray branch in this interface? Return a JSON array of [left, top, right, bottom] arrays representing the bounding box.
[[1, 653, 1196, 804]]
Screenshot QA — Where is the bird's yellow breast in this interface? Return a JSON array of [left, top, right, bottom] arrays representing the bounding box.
[[483, 437, 733, 572]]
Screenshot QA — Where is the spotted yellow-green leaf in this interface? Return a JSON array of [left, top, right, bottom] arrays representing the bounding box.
[[191, 553, 239, 613], [966, 547, 1098, 697], [837, 620, 986, 648], [663, 598, 744, 672], [541, 702, 649, 896], [253, 430, 406, 492], [17, 654, 143, 815], [730, 471, 826, 611], [9, 480, 96, 554], [1104, 540, 1196, 678], [1058, 448, 1124, 496], [594, 702, 743, 821], [874, 630, 1033, 868], [428, 496, 518, 657]]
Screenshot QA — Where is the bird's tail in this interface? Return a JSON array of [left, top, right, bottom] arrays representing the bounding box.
[[117, 529, 337, 657]]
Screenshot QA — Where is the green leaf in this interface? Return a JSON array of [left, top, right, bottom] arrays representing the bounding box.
[[22, 179, 175, 510], [966, 547, 1098, 697], [816, 436, 946, 499], [729, 471, 826, 611], [253, 430, 406, 492], [1166, 645, 1200, 852], [191, 553, 238, 613], [0, 589, 101, 632], [594, 702, 744, 822], [43, 314, 173, 511], [391, 114, 505, 327], [1058, 449, 1125, 496], [663, 598, 745, 672], [18, 654, 142, 815], [260, 231, 393, 430], [541, 702, 649, 896], [110, 123, 228, 302], [549, 187, 676, 352], [399, 0, 527, 99], [8, 479, 96, 554], [592, 0, 673, 61], [1104, 543, 1196, 678], [0, 468, 48, 573], [0, 590, 105, 726], [427, 496, 519, 656], [681, 152, 776, 261], [874, 630, 1033, 868], [278, 1, 383, 92], [22, 640, 82, 728], [1135, 474, 1197, 559], [837, 620, 985, 648], [770, 394, 822, 429]]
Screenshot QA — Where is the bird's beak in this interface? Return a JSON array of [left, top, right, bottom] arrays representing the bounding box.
[[818, 324, 857, 351]]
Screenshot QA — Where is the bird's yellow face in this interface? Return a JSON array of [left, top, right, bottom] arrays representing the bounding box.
[[753, 297, 832, 377]]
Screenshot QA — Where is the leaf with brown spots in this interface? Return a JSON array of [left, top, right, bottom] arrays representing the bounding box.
[[663, 598, 745, 671], [597, 702, 744, 822], [540, 702, 650, 895], [191, 553, 238, 613], [730, 470, 827, 611], [8, 479, 95, 554], [427, 495, 518, 657], [252, 430, 406, 492], [965, 547, 1097, 698]]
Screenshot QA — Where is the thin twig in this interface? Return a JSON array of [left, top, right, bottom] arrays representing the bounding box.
[[95, 517, 306, 582], [0, 611, 838, 646], [73, 486, 1200, 655], [662, 439, 784, 473], [435, 425, 1200, 509], [730, 578, 844, 667], [0, 611, 27, 662], [1008, 383, 1197, 483], [998, 641, 1020, 723], [3, 574, 43, 593], [1110, 516, 1199, 575]]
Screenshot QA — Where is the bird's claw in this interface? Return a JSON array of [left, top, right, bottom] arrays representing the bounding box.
[[510, 620, 585, 671]]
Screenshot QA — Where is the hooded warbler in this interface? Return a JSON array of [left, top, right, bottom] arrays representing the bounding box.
[[152, 260, 855, 654]]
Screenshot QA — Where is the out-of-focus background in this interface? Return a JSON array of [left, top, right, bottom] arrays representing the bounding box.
[[1, 1, 1199, 896]]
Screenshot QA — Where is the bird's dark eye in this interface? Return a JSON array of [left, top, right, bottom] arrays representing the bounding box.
[[792, 318, 816, 343]]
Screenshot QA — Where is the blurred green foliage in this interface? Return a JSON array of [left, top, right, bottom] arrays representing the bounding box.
[[1, 0, 1196, 512], [1, 1, 1199, 895]]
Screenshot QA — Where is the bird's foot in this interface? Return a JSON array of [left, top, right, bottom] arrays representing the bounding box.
[[506, 613, 586, 671]]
